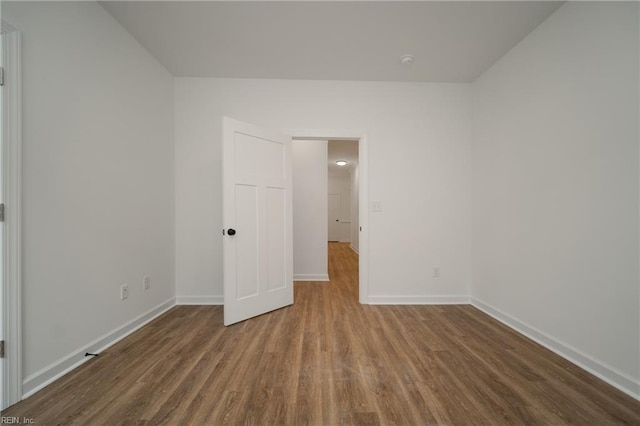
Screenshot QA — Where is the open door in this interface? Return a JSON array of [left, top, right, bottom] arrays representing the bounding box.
[[222, 117, 294, 326]]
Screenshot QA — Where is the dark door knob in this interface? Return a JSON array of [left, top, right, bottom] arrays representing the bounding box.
[[336, 219, 339, 222], [227, 228, 236, 236]]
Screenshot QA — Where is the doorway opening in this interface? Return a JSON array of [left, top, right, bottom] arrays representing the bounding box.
[[327, 139, 358, 250], [289, 130, 368, 305], [327, 139, 360, 301]]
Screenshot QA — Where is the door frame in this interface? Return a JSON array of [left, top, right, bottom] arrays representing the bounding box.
[[1, 20, 22, 409], [285, 129, 369, 304]]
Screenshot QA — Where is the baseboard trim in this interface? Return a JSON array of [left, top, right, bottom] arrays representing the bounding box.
[[367, 295, 470, 305], [350, 244, 359, 254], [293, 274, 330, 282], [176, 295, 223, 305], [471, 297, 640, 401], [22, 297, 176, 399]]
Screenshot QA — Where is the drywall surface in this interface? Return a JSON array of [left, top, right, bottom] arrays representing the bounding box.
[[4, 1, 175, 382], [175, 78, 472, 302], [292, 140, 328, 280], [472, 2, 640, 394]]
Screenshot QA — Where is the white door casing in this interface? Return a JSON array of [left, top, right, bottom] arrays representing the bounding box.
[[0, 31, 4, 411], [222, 117, 294, 326], [1, 22, 22, 409]]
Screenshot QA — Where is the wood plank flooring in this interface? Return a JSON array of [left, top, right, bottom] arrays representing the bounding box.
[[4, 242, 640, 425]]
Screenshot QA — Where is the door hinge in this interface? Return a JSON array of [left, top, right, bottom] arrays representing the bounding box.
[[0, 340, 5, 358], [0, 203, 5, 222], [0, 67, 5, 86]]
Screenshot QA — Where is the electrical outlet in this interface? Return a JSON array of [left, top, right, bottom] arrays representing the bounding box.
[[143, 276, 151, 290], [433, 267, 440, 278], [121, 284, 129, 300]]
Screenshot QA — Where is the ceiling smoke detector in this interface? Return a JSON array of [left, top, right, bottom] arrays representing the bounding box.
[[400, 54, 415, 65]]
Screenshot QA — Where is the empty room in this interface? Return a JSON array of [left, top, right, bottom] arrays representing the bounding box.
[[1, 0, 639, 424]]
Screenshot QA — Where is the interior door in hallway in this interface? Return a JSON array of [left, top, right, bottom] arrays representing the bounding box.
[[222, 117, 294, 326], [328, 193, 339, 241]]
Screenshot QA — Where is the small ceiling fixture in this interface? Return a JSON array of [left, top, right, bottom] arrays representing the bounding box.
[[400, 54, 415, 65], [336, 160, 348, 166]]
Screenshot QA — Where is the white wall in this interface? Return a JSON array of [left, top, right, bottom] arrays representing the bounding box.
[[328, 173, 351, 243], [472, 2, 639, 396], [350, 162, 360, 252], [175, 78, 472, 303], [4, 1, 175, 394], [292, 140, 328, 281]]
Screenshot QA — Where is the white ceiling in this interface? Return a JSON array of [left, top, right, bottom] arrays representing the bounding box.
[[100, 1, 563, 83]]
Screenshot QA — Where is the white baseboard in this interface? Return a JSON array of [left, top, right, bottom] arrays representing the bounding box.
[[22, 297, 176, 399], [21, 292, 639, 404], [367, 295, 470, 305], [471, 297, 640, 401], [350, 244, 359, 254], [293, 274, 330, 282], [176, 295, 223, 305]]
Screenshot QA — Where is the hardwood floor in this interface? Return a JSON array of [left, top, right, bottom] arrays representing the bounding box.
[[4, 242, 640, 425]]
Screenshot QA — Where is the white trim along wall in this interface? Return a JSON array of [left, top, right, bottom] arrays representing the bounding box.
[[472, 298, 640, 400], [22, 299, 175, 399]]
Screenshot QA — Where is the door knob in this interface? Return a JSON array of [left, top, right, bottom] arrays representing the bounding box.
[[227, 228, 236, 236], [336, 219, 339, 222]]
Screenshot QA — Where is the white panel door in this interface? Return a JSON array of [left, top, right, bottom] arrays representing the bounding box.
[[328, 193, 339, 241], [223, 117, 293, 326]]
